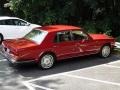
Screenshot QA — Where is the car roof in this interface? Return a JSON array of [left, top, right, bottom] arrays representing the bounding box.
[[37, 25, 81, 32], [0, 16, 22, 20]]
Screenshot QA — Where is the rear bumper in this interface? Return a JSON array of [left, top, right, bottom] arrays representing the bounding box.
[[0, 48, 35, 64]]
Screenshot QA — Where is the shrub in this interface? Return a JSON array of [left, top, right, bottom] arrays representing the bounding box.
[[83, 21, 97, 33], [116, 36, 120, 42]]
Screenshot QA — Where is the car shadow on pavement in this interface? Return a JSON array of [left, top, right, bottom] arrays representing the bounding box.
[[13, 54, 120, 78], [0, 54, 120, 90]]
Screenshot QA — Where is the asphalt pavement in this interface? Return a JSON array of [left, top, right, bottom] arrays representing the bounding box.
[[0, 53, 120, 90]]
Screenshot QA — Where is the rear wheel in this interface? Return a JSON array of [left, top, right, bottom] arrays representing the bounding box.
[[38, 54, 55, 69], [0, 33, 3, 44], [99, 45, 111, 58]]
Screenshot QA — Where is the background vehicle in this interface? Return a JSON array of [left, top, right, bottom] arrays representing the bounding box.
[[0, 16, 40, 44], [1, 25, 115, 69]]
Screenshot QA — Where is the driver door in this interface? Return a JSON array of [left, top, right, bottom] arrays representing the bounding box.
[[71, 30, 98, 56]]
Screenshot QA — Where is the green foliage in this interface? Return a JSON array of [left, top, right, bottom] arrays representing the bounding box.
[[83, 21, 97, 33], [116, 36, 120, 42], [95, 18, 112, 35], [0, 0, 13, 16], [3, 0, 120, 38], [83, 19, 112, 35]]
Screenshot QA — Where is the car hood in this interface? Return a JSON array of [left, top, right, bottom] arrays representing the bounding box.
[[89, 34, 114, 40], [3, 38, 37, 51]]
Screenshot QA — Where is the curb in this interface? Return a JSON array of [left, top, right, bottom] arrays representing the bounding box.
[[114, 42, 120, 54]]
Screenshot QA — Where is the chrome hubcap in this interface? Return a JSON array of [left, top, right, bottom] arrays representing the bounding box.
[[41, 55, 54, 69], [102, 46, 110, 57]]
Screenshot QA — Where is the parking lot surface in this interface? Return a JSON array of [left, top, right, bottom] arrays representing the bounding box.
[[0, 54, 120, 90]]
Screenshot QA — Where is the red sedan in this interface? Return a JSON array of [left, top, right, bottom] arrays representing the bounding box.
[[1, 25, 115, 69]]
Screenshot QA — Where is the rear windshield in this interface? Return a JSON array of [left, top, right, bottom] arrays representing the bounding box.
[[24, 29, 48, 44]]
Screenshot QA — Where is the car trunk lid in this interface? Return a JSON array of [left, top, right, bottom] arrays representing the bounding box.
[[3, 38, 37, 53]]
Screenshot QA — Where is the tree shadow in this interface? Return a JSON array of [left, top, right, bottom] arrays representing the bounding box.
[[0, 54, 120, 90], [14, 54, 120, 77]]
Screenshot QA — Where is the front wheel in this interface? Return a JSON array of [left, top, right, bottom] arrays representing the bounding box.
[[0, 33, 3, 44], [99, 45, 111, 58], [38, 54, 55, 69]]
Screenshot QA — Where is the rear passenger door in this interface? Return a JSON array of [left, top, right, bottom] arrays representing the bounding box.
[[0, 19, 29, 39], [0, 19, 18, 39], [53, 31, 78, 60], [11, 19, 30, 38]]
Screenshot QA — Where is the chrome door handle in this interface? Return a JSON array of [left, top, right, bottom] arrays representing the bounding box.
[[76, 43, 86, 47], [80, 45, 86, 47], [53, 46, 57, 48]]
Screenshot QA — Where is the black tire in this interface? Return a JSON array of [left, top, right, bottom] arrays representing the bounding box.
[[38, 54, 55, 69], [0, 33, 4, 45], [99, 45, 111, 58]]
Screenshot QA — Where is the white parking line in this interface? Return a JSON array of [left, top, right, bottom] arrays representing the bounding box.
[[26, 65, 105, 83], [22, 81, 54, 90], [23, 63, 120, 90], [108, 60, 120, 64], [30, 83, 54, 90], [25, 64, 113, 83], [24, 71, 120, 90], [24, 66, 103, 90], [22, 82, 36, 90], [0, 71, 8, 73], [64, 74, 120, 87], [0, 59, 7, 62], [25, 73, 65, 83], [104, 64, 120, 69]]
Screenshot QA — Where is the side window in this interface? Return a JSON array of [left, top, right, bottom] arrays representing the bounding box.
[[4, 19, 14, 25], [12, 19, 27, 26], [20, 20, 27, 26], [54, 31, 71, 43], [0, 20, 5, 25], [71, 30, 88, 41], [0, 20, 20, 25]]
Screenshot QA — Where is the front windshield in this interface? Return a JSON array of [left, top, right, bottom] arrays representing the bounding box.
[[24, 29, 48, 44]]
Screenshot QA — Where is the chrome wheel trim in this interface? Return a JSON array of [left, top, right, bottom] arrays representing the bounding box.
[[102, 46, 110, 57], [41, 55, 54, 69]]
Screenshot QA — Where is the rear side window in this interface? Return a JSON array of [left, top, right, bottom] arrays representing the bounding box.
[[0, 20, 13, 25], [0, 19, 27, 26], [12, 19, 27, 26], [0, 20, 5, 25], [54, 31, 72, 43]]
